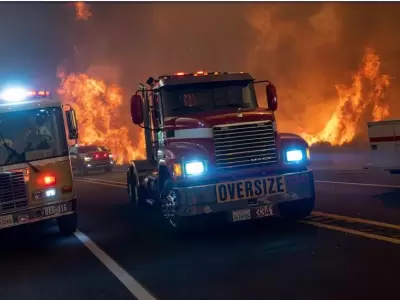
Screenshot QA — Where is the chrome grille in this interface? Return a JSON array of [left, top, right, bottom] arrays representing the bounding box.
[[0, 171, 28, 212], [213, 121, 277, 169]]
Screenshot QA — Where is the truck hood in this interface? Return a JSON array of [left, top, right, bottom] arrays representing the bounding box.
[[164, 107, 274, 129]]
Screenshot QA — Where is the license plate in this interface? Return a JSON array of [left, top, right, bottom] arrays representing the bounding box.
[[0, 215, 14, 229], [255, 205, 274, 218], [232, 209, 251, 222], [216, 175, 286, 203], [42, 203, 70, 217]]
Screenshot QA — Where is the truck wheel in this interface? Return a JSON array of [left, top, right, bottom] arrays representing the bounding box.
[[57, 213, 78, 236], [127, 174, 146, 209], [104, 166, 113, 173], [279, 198, 315, 220], [161, 179, 192, 234]]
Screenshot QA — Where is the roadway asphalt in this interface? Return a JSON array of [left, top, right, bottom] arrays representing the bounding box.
[[1, 167, 399, 300]]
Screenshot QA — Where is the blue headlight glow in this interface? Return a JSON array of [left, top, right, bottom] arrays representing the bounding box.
[[1, 88, 28, 102], [184, 161, 205, 176], [285, 149, 304, 162]]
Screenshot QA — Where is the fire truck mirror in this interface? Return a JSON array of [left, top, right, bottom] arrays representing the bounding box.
[[131, 95, 144, 125], [66, 109, 79, 140], [266, 83, 278, 111]]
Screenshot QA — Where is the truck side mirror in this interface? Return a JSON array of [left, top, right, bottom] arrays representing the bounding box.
[[266, 83, 278, 111], [65, 108, 79, 140], [131, 95, 144, 125]]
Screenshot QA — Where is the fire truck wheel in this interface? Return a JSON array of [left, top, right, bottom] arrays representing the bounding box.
[[278, 198, 315, 220], [161, 179, 192, 235], [57, 213, 78, 236]]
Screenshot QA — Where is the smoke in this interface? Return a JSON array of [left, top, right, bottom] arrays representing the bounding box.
[[2, 2, 400, 144], [68, 3, 400, 141]]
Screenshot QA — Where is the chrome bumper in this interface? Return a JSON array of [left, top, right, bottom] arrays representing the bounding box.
[[173, 171, 314, 217], [0, 198, 77, 230]]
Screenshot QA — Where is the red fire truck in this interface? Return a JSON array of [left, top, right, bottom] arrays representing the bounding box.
[[127, 71, 315, 231]]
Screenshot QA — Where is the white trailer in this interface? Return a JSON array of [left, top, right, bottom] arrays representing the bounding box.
[[367, 119, 400, 174]]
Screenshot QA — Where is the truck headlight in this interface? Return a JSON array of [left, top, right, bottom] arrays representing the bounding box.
[[285, 149, 304, 162], [84, 156, 92, 161], [184, 161, 206, 176]]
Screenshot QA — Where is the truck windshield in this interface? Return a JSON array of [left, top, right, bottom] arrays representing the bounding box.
[[161, 80, 257, 117], [0, 107, 69, 167]]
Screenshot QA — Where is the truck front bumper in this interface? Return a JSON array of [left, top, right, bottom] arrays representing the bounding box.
[[0, 198, 77, 230], [173, 171, 314, 218]]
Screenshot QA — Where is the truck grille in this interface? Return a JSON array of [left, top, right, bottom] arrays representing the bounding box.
[[213, 121, 277, 170], [0, 171, 28, 212]]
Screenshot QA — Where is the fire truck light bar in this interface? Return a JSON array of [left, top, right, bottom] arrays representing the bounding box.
[[0, 88, 51, 102], [158, 71, 246, 81]]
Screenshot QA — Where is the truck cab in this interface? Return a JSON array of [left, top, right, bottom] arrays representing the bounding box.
[[127, 71, 315, 230], [0, 88, 79, 235]]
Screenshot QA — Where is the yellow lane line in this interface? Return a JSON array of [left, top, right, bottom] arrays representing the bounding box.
[[311, 211, 400, 230], [78, 178, 125, 185], [74, 179, 125, 188], [315, 180, 400, 188], [300, 220, 400, 245]]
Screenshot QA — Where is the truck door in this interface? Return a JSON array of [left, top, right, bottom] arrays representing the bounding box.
[[150, 93, 164, 161]]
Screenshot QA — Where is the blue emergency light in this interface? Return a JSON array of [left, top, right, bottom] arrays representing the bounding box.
[[0, 88, 51, 102]]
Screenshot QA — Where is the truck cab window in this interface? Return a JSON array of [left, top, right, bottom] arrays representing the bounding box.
[[161, 80, 257, 117]]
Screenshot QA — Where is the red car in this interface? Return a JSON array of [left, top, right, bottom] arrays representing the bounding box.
[[69, 145, 114, 176]]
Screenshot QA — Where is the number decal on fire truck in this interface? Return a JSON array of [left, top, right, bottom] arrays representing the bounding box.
[[216, 175, 286, 203]]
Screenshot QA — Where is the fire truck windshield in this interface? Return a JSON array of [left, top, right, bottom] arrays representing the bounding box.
[[0, 107, 68, 166], [161, 80, 257, 117]]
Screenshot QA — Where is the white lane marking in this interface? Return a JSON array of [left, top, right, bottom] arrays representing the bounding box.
[[315, 180, 400, 188], [80, 178, 126, 185], [300, 220, 400, 245], [312, 211, 400, 230], [74, 179, 125, 188], [74, 230, 157, 300], [111, 168, 128, 173]]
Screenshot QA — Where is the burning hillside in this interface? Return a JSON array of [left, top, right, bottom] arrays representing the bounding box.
[[300, 47, 391, 146], [57, 73, 145, 164]]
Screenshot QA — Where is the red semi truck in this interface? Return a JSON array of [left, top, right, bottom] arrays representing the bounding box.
[[127, 71, 315, 231]]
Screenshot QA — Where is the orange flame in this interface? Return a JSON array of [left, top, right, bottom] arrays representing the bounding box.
[[74, 2, 92, 21], [301, 47, 391, 146], [58, 73, 145, 164]]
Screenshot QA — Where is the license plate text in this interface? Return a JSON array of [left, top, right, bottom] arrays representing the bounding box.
[[216, 176, 286, 203], [43, 203, 69, 217], [0, 215, 13, 228], [232, 209, 251, 222]]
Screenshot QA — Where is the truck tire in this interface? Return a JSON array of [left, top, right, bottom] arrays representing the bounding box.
[[57, 213, 78, 236], [278, 198, 315, 220], [127, 172, 146, 209], [161, 179, 192, 235]]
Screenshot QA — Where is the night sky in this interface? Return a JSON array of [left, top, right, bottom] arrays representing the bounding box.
[[0, 2, 75, 90]]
